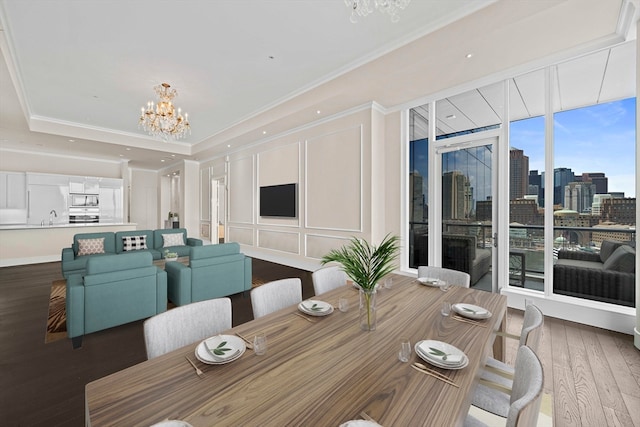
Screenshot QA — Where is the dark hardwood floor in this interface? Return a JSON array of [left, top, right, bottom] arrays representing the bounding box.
[[0, 259, 312, 427], [1, 260, 638, 426]]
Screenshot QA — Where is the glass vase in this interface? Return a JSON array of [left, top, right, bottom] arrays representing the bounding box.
[[359, 288, 377, 331]]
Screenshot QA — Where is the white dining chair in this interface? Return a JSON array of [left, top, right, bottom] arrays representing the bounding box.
[[465, 345, 544, 427], [482, 303, 544, 381], [250, 278, 302, 319], [143, 297, 232, 359], [312, 265, 348, 296], [417, 266, 470, 288]]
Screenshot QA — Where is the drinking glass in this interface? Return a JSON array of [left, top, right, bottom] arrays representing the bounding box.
[[398, 338, 411, 362], [384, 277, 393, 289], [441, 301, 451, 317], [253, 332, 267, 356], [338, 297, 349, 312], [440, 281, 450, 292]]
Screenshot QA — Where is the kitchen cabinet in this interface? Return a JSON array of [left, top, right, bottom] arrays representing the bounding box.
[[0, 172, 27, 209], [69, 177, 99, 194], [98, 178, 123, 223]]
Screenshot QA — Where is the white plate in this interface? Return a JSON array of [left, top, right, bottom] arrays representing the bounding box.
[[415, 340, 468, 370], [452, 303, 492, 320], [195, 335, 246, 365], [298, 300, 334, 316], [417, 277, 445, 287], [150, 421, 193, 427]]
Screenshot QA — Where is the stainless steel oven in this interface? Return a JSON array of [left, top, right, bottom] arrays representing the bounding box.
[[69, 207, 100, 223]]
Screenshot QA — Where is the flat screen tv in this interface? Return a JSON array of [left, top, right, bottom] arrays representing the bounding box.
[[259, 183, 297, 218]]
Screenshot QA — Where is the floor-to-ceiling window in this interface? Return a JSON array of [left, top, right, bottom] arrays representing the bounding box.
[[407, 40, 636, 310]]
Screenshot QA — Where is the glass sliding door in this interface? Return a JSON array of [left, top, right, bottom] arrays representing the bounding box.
[[440, 139, 495, 290]]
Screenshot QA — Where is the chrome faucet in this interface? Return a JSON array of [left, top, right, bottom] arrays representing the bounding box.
[[49, 209, 57, 226]]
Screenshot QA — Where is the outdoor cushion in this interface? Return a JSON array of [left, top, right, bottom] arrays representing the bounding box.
[[602, 245, 635, 273]]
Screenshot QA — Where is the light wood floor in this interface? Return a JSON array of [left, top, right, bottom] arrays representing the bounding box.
[[0, 260, 638, 426], [503, 309, 640, 427]]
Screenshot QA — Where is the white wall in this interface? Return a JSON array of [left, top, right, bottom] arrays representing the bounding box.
[[198, 106, 402, 271], [129, 168, 158, 230]]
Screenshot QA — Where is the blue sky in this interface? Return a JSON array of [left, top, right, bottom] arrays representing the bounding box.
[[510, 97, 636, 198]]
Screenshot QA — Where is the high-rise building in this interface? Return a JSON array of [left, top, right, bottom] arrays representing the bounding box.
[[547, 167, 575, 206], [510, 148, 529, 200], [528, 169, 544, 207], [442, 171, 472, 220], [601, 198, 636, 225], [579, 172, 608, 194], [564, 182, 597, 213]]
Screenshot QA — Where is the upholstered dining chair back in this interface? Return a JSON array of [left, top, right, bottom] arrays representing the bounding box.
[[465, 346, 544, 427], [251, 278, 302, 319], [519, 303, 544, 351], [507, 346, 544, 427], [143, 298, 232, 359], [312, 265, 348, 296], [417, 266, 471, 288]]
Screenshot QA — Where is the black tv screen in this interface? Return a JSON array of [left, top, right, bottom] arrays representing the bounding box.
[[260, 183, 297, 217]]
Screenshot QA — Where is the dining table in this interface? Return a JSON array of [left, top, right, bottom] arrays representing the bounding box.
[[85, 273, 507, 427]]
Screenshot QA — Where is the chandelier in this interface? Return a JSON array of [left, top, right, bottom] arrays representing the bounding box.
[[345, 0, 411, 23], [139, 83, 191, 141]]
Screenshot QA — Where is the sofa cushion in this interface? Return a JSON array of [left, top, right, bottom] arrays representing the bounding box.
[[77, 238, 106, 256], [122, 235, 148, 251], [603, 245, 635, 273], [86, 252, 153, 275], [599, 240, 625, 263], [162, 232, 185, 247], [190, 242, 240, 260], [115, 230, 154, 253], [73, 232, 116, 256]]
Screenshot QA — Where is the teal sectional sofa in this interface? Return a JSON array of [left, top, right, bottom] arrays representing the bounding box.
[[66, 251, 167, 348], [61, 228, 202, 278], [165, 242, 252, 306]]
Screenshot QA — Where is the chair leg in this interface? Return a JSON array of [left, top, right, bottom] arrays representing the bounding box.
[[72, 336, 83, 349]]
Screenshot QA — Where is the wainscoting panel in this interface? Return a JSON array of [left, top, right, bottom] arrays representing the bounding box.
[[305, 126, 362, 232], [258, 230, 300, 254], [228, 156, 255, 225], [305, 234, 352, 260], [228, 227, 254, 246]]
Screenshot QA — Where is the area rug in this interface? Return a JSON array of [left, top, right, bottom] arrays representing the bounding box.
[[45, 277, 267, 344], [45, 280, 67, 343]]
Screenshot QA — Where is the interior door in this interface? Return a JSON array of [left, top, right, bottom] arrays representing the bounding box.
[[438, 136, 497, 292]]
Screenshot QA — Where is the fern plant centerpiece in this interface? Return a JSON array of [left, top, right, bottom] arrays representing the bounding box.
[[321, 234, 399, 331]]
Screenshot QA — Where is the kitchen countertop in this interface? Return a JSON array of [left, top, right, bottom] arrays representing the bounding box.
[[0, 223, 136, 230]]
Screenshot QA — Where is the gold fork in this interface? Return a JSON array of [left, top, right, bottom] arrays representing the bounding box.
[[293, 312, 316, 323], [185, 356, 204, 378]]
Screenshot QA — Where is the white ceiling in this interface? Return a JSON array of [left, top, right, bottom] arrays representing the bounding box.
[[0, 0, 636, 170], [411, 41, 637, 140]]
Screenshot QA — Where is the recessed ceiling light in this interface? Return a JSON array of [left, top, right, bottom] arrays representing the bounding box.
[[126, 147, 131, 151], [227, 144, 231, 148], [316, 110, 321, 114], [446, 114, 456, 119], [466, 53, 474, 59], [262, 130, 267, 135], [171, 154, 176, 157], [68, 139, 75, 142], [161, 159, 165, 162]]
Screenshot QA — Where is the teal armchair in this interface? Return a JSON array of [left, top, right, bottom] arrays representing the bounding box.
[[166, 243, 251, 306], [66, 251, 167, 348]]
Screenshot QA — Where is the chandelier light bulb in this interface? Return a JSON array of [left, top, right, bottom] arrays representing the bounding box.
[[345, 0, 410, 23]]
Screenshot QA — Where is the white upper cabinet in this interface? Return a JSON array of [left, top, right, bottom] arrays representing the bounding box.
[[0, 172, 27, 209]]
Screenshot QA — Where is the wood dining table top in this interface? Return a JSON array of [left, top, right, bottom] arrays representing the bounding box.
[[85, 273, 507, 427]]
